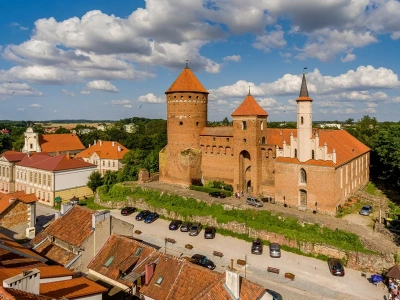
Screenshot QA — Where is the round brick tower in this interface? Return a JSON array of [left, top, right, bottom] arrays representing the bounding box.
[[165, 64, 209, 150]]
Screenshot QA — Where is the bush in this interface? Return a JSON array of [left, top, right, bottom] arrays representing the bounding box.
[[204, 180, 233, 192], [189, 185, 232, 197]]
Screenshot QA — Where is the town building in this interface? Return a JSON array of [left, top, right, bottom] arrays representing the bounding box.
[[76, 140, 129, 175], [1, 129, 10, 135], [0, 151, 27, 194], [159, 66, 370, 213], [0, 191, 37, 239], [22, 127, 85, 156], [14, 153, 96, 206]]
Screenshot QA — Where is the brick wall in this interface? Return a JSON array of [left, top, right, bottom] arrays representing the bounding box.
[[0, 201, 30, 238]]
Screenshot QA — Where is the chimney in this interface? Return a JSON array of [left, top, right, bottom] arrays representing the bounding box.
[[3, 269, 40, 295], [94, 140, 97, 145], [225, 267, 240, 299], [112, 141, 115, 147], [88, 143, 91, 147], [280, 128, 283, 136], [54, 211, 60, 219], [117, 146, 121, 152], [9, 198, 15, 204], [145, 263, 154, 285], [99, 140, 102, 146]]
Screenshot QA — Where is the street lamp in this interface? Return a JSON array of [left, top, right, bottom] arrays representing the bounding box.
[[245, 254, 247, 279]]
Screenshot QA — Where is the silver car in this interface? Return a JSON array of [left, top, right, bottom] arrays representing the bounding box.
[[269, 243, 281, 258], [359, 205, 372, 216]]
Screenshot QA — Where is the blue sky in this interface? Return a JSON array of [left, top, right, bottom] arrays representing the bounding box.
[[1, 0, 400, 122]]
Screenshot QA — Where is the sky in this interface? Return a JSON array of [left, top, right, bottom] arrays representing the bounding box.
[[1, 0, 400, 122]]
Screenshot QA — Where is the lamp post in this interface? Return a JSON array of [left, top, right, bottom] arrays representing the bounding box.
[[164, 237, 167, 254], [245, 254, 247, 279]]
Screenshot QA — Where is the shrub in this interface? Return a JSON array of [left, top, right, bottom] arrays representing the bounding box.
[[189, 185, 232, 197]]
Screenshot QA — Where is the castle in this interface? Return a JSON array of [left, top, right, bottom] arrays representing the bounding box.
[[159, 65, 370, 213]]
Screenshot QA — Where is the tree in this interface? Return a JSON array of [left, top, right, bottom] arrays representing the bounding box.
[[55, 127, 71, 134], [87, 171, 103, 193], [0, 134, 12, 153], [344, 118, 354, 125]]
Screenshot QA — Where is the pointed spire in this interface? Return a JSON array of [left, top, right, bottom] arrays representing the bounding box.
[[185, 59, 189, 69], [231, 94, 268, 117], [165, 64, 208, 94], [299, 73, 309, 97], [248, 85, 251, 96]]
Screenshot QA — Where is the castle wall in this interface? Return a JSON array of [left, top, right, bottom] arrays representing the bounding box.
[[260, 146, 276, 197]]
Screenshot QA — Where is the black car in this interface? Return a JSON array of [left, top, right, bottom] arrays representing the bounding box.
[[190, 254, 216, 270], [180, 222, 193, 232], [204, 226, 216, 239], [121, 207, 136, 216], [209, 192, 226, 198], [189, 223, 202, 236], [265, 289, 283, 300], [136, 210, 151, 221], [251, 238, 263, 255], [169, 220, 182, 230], [144, 212, 159, 224], [328, 258, 345, 276]]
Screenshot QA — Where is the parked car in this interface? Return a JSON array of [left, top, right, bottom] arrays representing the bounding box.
[[121, 207, 136, 216], [269, 243, 281, 258], [180, 222, 193, 232], [246, 196, 263, 208], [136, 210, 151, 221], [169, 220, 182, 230], [251, 238, 263, 255], [70, 198, 79, 205], [265, 289, 283, 300], [209, 192, 226, 198], [144, 212, 159, 224], [204, 226, 216, 239], [359, 205, 373, 216], [190, 254, 216, 270], [327, 258, 345, 276], [189, 223, 202, 236]]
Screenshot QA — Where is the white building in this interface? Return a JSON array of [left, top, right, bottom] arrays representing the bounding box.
[[124, 123, 137, 133]]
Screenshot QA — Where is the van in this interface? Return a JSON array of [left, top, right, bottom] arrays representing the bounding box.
[[246, 196, 263, 208]]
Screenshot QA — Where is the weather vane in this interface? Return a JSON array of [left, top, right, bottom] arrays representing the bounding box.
[[185, 59, 189, 68], [303, 67, 308, 74], [248, 85, 251, 95]]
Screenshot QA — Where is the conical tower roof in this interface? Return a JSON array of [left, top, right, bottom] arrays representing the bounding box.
[[231, 93, 268, 117], [296, 73, 313, 102], [165, 65, 208, 94]]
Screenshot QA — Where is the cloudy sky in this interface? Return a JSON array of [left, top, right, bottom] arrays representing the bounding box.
[[1, 0, 400, 122]]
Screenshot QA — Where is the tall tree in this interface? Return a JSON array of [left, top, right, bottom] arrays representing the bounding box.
[[87, 171, 103, 193]]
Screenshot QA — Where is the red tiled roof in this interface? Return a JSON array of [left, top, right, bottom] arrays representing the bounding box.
[[32, 239, 76, 266], [231, 94, 268, 117], [166, 67, 208, 94], [275, 157, 335, 166], [0, 233, 45, 265], [0, 191, 37, 214], [40, 277, 107, 299], [76, 141, 129, 160], [88, 234, 157, 287], [39, 134, 85, 153], [0, 151, 27, 162], [296, 73, 313, 102], [200, 127, 233, 137], [193, 274, 265, 300], [0, 287, 56, 300], [16, 154, 95, 171], [0, 266, 74, 284], [31, 206, 95, 247]]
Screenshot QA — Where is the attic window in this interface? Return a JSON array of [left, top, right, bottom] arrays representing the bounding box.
[[155, 276, 164, 285], [104, 256, 114, 267], [135, 248, 143, 256]]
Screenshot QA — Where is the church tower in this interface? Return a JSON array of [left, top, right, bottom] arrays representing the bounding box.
[[159, 63, 209, 185], [231, 90, 268, 194], [296, 73, 313, 162]]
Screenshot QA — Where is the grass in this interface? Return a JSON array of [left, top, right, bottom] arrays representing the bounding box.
[[79, 197, 109, 210], [336, 198, 366, 218], [365, 182, 377, 195]]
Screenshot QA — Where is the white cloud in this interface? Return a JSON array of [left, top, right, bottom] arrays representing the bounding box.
[[111, 99, 132, 105], [124, 104, 133, 108], [61, 89, 75, 97], [223, 55, 241, 62], [340, 53, 356, 63], [216, 100, 227, 105], [17, 108, 25, 111], [137, 93, 165, 103], [80, 90, 90, 94], [363, 107, 377, 113], [332, 108, 357, 114], [30, 103, 41, 108], [7, 65, 78, 85], [0, 82, 43, 96], [10, 22, 28, 30], [253, 26, 286, 52], [366, 102, 377, 108], [87, 80, 119, 93]]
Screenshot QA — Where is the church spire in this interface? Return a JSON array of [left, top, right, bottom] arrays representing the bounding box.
[[299, 73, 309, 97]]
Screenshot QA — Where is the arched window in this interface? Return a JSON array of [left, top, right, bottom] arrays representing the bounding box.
[[261, 137, 266, 144], [301, 116, 304, 125], [260, 121, 264, 130], [311, 150, 315, 159], [294, 149, 297, 158], [179, 121, 183, 126], [242, 121, 247, 130], [300, 169, 307, 183]]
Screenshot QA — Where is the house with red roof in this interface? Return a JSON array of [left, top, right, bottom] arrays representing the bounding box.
[[76, 140, 129, 175], [160, 66, 370, 213], [0, 151, 27, 194], [0, 191, 37, 239], [14, 153, 96, 206], [21, 127, 85, 156]]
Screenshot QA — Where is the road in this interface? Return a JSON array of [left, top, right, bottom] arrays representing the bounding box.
[[35, 204, 387, 300]]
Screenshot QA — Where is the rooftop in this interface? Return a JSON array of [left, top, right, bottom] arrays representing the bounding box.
[[0, 191, 38, 214], [40, 277, 107, 299], [0, 151, 27, 162], [165, 66, 208, 94], [16, 154, 95, 172], [32, 239, 76, 266], [39, 134, 85, 153], [231, 94, 269, 117], [76, 140, 129, 160], [0, 265, 74, 283], [0, 287, 55, 300]]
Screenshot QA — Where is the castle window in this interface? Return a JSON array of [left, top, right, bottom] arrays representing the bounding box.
[[261, 121, 264, 130], [242, 121, 247, 130], [174, 95, 176, 99], [300, 169, 307, 184], [189, 96, 191, 99], [312, 150, 315, 159], [30, 143, 33, 149], [180, 96, 183, 99], [243, 139, 247, 143], [262, 137, 265, 144], [196, 122, 199, 126], [294, 149, 297, 158], [226, 138, 229, 142], [179, 121, 183, 126], [213, 137, 216, 141], [301, 116, 304, 125]]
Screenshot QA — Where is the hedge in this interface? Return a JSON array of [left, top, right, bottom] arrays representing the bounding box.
[[189, 185, 232, 197]]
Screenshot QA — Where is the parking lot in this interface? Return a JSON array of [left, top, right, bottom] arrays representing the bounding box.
[[111, 208, 387, 300]]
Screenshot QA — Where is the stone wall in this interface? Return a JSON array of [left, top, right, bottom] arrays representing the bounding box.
[[95, 194, 394, 272]]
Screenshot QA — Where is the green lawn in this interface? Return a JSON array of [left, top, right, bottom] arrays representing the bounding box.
[[79, 197, 109, 210], [365, 182, 377, 195]]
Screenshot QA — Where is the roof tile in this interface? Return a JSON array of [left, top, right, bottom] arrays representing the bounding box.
[[0, 287, 56, 300], [40, 277, 107, 299], [0, 151, 27, 162], [76, 141, 129, 160], [16, 154, 95, 172], [231, 94, 268, 117], [39, 134, 85, 153], [165, 67, 208, 94], [0, 191, 37, 214], [0, 266, 74, 284], [32, 239, 76, 266]]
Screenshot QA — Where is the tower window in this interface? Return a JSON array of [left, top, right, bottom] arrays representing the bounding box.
[[196, 96, 199, 99], [261, 121, 264, 130], [301, 116, 304, 125], [30, 143, 33, 149], [300, 168, 307, 183], [226, 138, 229, 142], [179, 121, 183, 126], [262, 137, 265, 144], [243, 139, 247, 143], [189, 96, 192, 99], [312, 150, 315, 159], [242, 121, 247, 130], [213, 137, 216, 141], [294, 149, 297, 158], [181, 96, 183, 99], [196, 122, 199, 126]]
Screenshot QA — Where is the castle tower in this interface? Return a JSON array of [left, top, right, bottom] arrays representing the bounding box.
[[159, 63, 209, 185], [231, 90, 268, 194], [296, 73, 313, 162]]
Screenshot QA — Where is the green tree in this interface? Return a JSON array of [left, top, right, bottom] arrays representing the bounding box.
[[55, 127, 71, 134], [103, 170, 119, 191], [87, 171, 103, 193]]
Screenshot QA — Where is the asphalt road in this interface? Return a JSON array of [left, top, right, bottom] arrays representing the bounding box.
[[35, 204, 387, 300]]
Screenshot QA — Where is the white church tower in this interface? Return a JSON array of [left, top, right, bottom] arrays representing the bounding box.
[[22, 127, 41, 153], [296, 72, 313, 162]]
